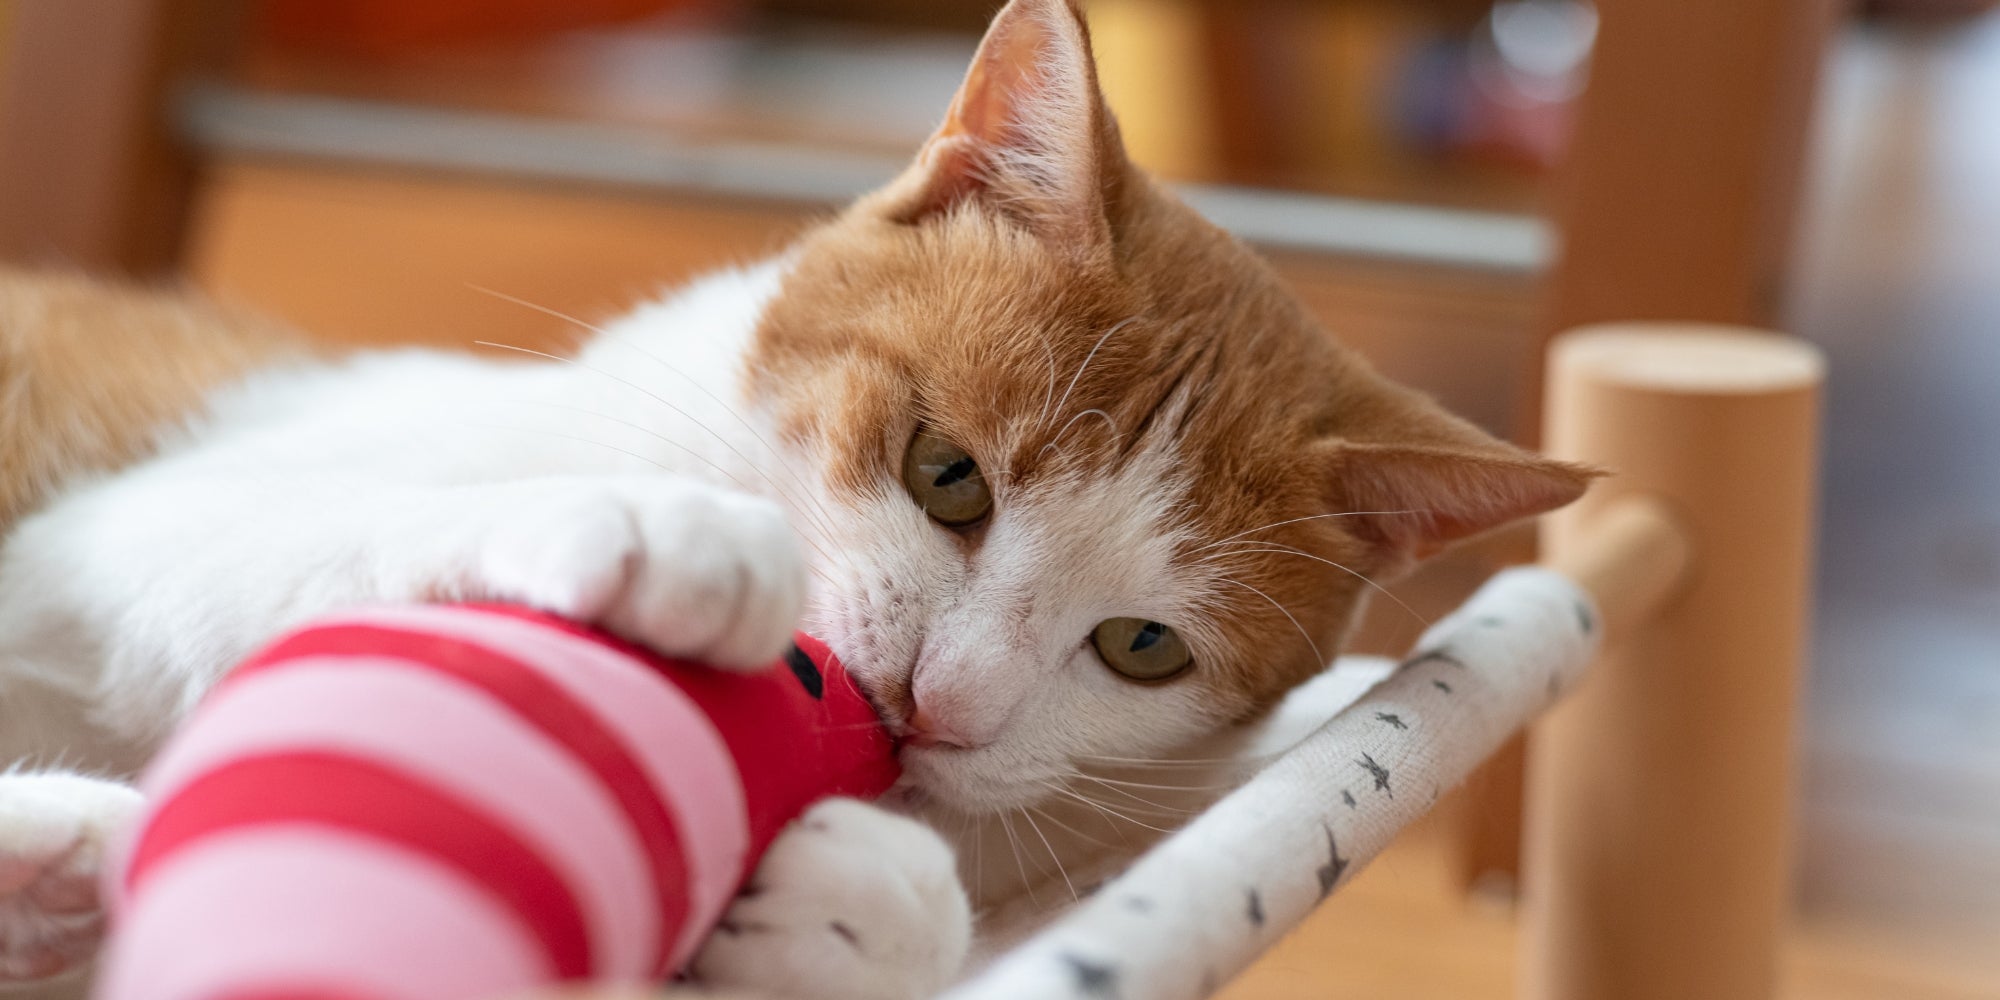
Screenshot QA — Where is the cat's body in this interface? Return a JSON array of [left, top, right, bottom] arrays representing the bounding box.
[[2, 261, 801, 768], [0, 2, 1589, 997]]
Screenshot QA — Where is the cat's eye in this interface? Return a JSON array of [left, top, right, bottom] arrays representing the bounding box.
[[902, 431, 993, 527], [1092, 618, 1193, 682]]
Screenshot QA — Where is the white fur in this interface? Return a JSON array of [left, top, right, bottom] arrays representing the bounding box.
[[691, 798, 971, 999], [0, 2, 1319, 991], [0, 772, 142, 984], [0, 262, 870, 990], [0, 262, 795, 762], [814, 435, 1229, 817], [0, 257, 1262, 995]]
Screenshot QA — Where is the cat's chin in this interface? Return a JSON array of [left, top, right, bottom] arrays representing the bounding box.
[[890, 746, 1064, 818]]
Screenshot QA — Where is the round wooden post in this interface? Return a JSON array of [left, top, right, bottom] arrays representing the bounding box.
[[1521, 325, 1824, 1000]]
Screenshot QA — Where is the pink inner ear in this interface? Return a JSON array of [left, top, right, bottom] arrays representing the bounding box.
[[891, 0, 1113, 242], [905, 137, 988, 221], [939, 11, 1051, 147]]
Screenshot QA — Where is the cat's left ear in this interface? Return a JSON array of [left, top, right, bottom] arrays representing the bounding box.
[[871, 0, 1128, 250], [1326, 438, 1599, 563]]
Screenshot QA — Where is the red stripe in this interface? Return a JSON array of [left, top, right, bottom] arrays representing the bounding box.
[[128, 752, 591, 978], [220, 620, 692, 970]]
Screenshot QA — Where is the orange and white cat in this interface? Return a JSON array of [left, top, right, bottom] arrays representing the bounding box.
[[0, 1, 1588, 997]]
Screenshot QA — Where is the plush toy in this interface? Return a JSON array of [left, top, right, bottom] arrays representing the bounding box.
[[95, 604, 900, 1000]]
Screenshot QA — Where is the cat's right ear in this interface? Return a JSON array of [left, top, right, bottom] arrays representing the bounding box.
[[868, 0, 1128, 252]]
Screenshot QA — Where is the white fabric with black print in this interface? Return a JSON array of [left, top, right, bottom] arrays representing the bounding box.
[[939, 567, 1600, 1000]]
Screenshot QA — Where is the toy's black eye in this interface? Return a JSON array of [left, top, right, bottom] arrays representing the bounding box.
[[1092, 619, 1193, 682], [902, 431, 992, 528], [783, 644, 823, 699]]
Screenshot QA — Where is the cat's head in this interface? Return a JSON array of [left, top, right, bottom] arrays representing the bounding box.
[[743, 0, 1590, 816]]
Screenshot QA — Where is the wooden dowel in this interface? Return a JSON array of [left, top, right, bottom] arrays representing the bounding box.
[[1543, 495, 1692, 644], [1521, 324, 1824, 1000]]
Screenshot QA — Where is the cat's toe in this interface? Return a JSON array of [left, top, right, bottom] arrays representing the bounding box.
[[690, 799, 970, 1000], [469, 481, 805, 671], [610, 488, 806, 672], [0, 772, 143, 983], [475, 488, 647, 622]]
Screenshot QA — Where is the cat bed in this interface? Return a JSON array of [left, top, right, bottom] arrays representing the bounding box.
[[944, 566, 1598, 999]]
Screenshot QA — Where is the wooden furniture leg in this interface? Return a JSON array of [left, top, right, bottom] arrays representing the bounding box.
[[0, 0, 243, 275], [1521, 325, 1824, 1000], [1539, 0, 1843, 334], [1463, 0, 1844, 893]]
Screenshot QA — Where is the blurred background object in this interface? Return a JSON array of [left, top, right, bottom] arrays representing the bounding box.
[[2, 0, 1998, 997], [255, 0, 688, 57]]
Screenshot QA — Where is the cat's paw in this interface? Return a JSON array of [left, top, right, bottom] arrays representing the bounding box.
[[0, 771, 143, 983], [690, 799, 971, 1000], [472, 480, 808, 671]]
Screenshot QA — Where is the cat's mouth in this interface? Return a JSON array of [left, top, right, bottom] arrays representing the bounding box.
[[848, 675, 899, 741]]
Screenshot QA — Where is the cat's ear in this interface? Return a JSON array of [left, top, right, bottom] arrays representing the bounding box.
[[874, 0, 1127, 248], [1326, 437, 1598, 562]]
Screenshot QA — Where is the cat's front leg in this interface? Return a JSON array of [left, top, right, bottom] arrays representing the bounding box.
[[690, 799, 972, 1000], [0, 473, 811, 990], [0, 471, 811, 755]]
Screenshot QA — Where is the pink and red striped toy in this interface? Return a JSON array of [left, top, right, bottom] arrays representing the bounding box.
[[96, 604, 899, 1000]]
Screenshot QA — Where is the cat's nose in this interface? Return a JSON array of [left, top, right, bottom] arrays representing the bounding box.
[[903, 703, 972, 750]]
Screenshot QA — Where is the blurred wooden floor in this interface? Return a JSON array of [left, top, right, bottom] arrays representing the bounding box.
[[1215, 818, 2000, 1000], [178, 14, 2000, 1000]]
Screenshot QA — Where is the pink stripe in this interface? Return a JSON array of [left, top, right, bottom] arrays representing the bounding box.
[[202, 621, 694, 971], [99, 827, 554, 1000], [324, 605, 748, 964], [133, 659, 658, 976]]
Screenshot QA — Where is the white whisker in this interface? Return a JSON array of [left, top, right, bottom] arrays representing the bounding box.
[[466, 285, 612, 337], [1038, 407, 1120, 462], [996, 811, 1042, 909], [1044, 316, 1139, 433], [1069, 770, 1236, 794], [1018, 809, 1078, 903], [1215, 576, 1325, 666], [470, 340, 846, 555], [499, 400, 839, 567], [1195, 509, 1422, 552], [1205, 541, 1431, 628], [1053, 786, 1177, 834], [1026, 804, 1119, 851], [1033, 341, 1061, 433], [585, 334, 848, 548], [1042, 783, 1138, 844], [1072, 751, 1276, 768], [1067, 773, 1203, 816]]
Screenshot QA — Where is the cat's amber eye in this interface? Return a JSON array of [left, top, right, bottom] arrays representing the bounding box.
[[1092, 618, 1194, 682], [902, 431, 993, 527]]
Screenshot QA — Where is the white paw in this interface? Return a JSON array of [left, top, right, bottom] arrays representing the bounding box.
[[471, 479, 808, 671], [0, 771, 143, 983], [691, 799, 971, 1000]]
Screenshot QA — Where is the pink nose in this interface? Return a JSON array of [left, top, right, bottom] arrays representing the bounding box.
[[904, 703, 971, 749]]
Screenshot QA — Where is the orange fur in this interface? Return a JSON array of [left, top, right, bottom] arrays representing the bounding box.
[[0, 269, 308, 531], [0, 6, 1591, 994], [746, 0, 1592, 719], [0, 0, 1589, 737]]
